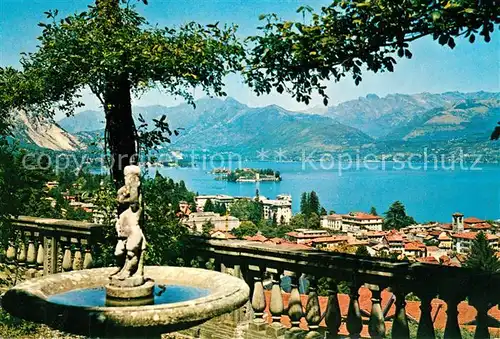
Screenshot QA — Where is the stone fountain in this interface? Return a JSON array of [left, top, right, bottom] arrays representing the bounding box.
[[2, 165, 249, 338]]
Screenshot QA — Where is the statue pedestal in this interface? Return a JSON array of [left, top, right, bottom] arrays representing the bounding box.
[[105, 277, 155, 307]]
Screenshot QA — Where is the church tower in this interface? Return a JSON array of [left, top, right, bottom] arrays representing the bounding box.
[[452, 212, 464, 232]]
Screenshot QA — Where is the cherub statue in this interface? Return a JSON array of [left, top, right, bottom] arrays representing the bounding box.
[[110, 165, 147, 283], [117, 165, 141, 206]]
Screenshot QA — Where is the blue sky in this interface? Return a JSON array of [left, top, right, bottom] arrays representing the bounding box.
[[1, 0, 499, 117]]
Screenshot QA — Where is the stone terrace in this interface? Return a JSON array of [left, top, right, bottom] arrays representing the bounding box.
[[3, 217, 500, 338]]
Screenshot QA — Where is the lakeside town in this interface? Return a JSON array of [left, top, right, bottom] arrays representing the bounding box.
[[180, 194, 500, 267], [52, 175, 500, 270]]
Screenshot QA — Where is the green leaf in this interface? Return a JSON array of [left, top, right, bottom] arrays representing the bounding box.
[[431, 11, 441, 21], [438, 34, 448, 45], [448, 37, 456, 49]]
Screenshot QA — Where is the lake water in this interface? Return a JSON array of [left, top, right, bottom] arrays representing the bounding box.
[[152, 161, 500, 223]]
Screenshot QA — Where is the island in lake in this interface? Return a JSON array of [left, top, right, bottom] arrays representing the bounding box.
[[212, 168, 282, 182]]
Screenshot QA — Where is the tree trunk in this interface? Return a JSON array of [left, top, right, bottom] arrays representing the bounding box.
[[95, 0, 137, 188], [104, 73, 137, 188]]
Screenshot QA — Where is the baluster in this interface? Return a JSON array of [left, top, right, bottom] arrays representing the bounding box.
[[325, 280, 342, 339], [17, 239, 27, 266], [251, 267, 266, 320], [248, 267, 267, 332], [267, 268, 287, 337], [72, 242, 83, 271], [288, 272, 303, 328], [443, 296, 462, 339], [26, 238, 36, 266], [392, 288, 410, 339], [25, 237, 37, 278], [470, 296, 490, 339], [62, 243, 72, 272], [233, 264, 242, 279], [305, 276, 321, 331], [6, 240, 16, 263], [269, 269, 284, 323], [83, 247, 93, 269], [415, 290, 436, 339], [367, 284, 385, 339], [346, 282, 362, 339], [36, 241, 44, 276]]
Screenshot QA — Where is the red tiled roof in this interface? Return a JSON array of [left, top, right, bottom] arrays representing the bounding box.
[[416, 256, 440, 264], [468, 222, 491, 230], [343, 212, 383, 221], [244, 234, 268, 242], [385, 230, 403, 242], [311, 236, 348, 244], [276, 242, 311, 250], [428, 230, 443, 237], [363, 231, 387, 236], [464, 217, 484, 224], [451, 232, 498, 240], [404, 242, 425, 251], [438, 232, 451, 241], [440, 223, 452, 230], [325, 214, 343, 220], [266, 237, 285, 244]]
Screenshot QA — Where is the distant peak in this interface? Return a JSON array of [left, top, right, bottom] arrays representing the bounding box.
[[224, 97, 241, 105], [366, 93, 379, 100]]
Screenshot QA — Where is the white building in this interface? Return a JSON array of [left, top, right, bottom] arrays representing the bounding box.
[[260, 195, 292, 224], [286, 228, 330, 244], [451, 232, 499, 254], [341, 212, 384, 232], [321, 214, 343, 231], [184, 212, 240, 233]]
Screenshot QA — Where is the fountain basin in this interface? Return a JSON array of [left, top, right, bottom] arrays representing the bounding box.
[[2, 266, 249, 337]]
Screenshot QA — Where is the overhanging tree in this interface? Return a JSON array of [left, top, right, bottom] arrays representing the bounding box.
[[0, 0, 244, 186], [244, 0, 499, 106]]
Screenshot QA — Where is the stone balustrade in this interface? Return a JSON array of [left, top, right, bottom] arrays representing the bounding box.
[[2, 217, 499, 338], [189, 237, 500, 339], [3, 216, 106, 277]]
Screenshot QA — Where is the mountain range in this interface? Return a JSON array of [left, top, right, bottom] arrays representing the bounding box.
[[15, 91, 500, 153], [324, 91, 500, 139]]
